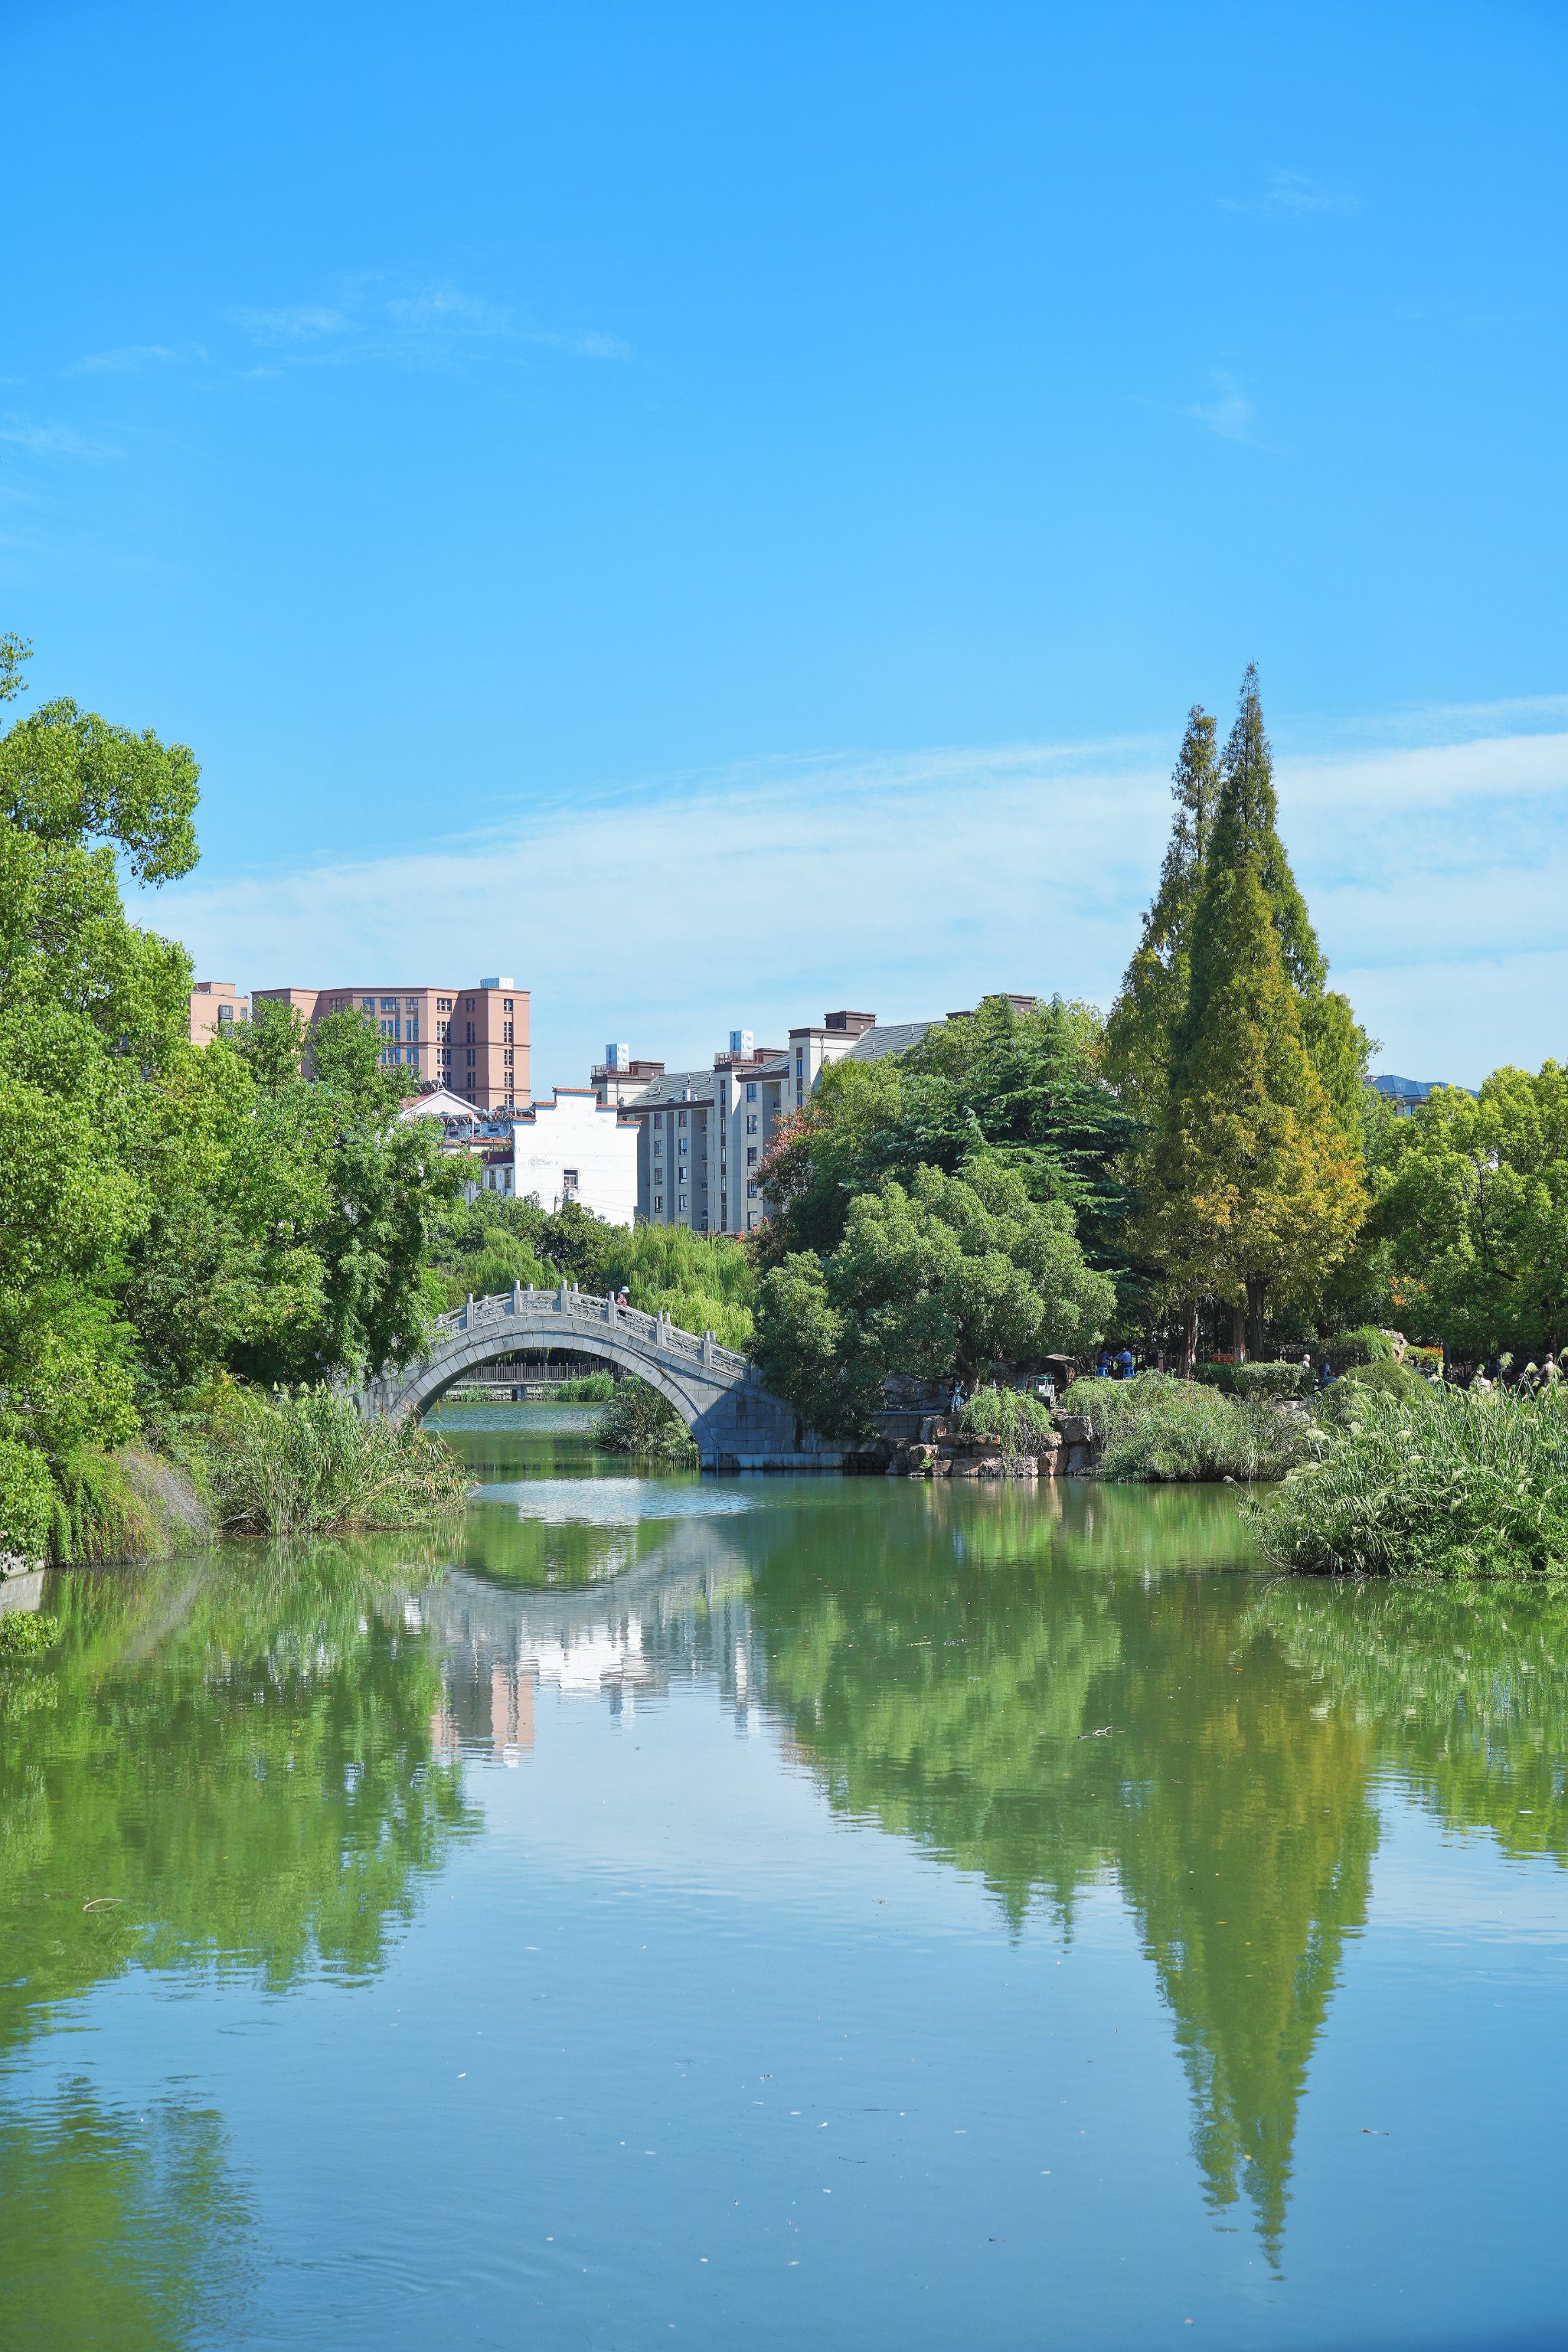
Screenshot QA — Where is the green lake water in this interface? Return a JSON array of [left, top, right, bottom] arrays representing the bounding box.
[[4, 1401, 1568, 2348]]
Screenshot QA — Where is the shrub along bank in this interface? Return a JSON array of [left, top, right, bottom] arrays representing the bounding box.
[[1059, 1373, 1318, 1484], [1250, 1383, 1568, 1577], [185, 1384, 470, 1539]]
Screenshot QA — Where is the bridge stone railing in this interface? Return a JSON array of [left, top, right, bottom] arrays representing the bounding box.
[[364, 1282, 841, 1472]]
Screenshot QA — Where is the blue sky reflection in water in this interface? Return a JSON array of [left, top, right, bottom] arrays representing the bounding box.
[[3, 1406, 1568, 2348]]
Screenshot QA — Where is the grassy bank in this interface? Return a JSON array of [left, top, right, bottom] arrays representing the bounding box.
[[1059, 1372, 1317, 1483], [1249, 1383, 1568, 1576]]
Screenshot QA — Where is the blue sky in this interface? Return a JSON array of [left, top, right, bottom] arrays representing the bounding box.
[[5, 0, 1566, 1088]]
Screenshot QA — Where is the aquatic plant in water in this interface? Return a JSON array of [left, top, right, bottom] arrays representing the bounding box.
[[1249, 1382, 1568, 1575]]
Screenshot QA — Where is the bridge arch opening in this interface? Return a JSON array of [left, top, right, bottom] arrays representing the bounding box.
[[396, 1323, 706, 1430]]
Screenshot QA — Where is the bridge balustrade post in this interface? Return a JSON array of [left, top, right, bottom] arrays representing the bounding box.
[[511, 1280, 522, 1315], [466, 1292, 474, 1328], [701, 1330, 714, 1367]]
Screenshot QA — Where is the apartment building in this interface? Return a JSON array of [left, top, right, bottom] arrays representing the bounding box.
[[251, 978, 529, 1111], [594, 1011, 939, 1236], [188, 981, 250, 1044]]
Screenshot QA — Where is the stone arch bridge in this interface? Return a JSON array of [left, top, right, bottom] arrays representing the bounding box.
[[358, 1284, 845, 1472]]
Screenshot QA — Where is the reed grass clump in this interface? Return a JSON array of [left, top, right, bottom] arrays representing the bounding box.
[[1060, 1372, 1316, 1484], [1249, 1383, 1568, 1576], [956, 1386, 1056, 1451], [194, 1384, 471, 1537]]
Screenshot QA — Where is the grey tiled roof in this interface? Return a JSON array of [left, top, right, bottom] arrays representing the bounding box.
[[624, 1068, 717, 1109], [848, 1021, 933, 1061]]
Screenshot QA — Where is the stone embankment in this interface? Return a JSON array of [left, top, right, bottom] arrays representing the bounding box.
[[851, 1412, 1102, 1480]]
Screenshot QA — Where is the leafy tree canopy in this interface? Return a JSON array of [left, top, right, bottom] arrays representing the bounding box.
[[1374, 1063, 1568, 1358], [755, 992, 1135, 1273], [753, 1157, 1115, 1434]]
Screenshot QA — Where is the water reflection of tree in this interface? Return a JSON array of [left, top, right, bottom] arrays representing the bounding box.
[[746, 1484, 1377, 2256], [0, 2083, 253, 2351], [1255, 1576, 1568, 1866], [0, 1539, 478, 2060]]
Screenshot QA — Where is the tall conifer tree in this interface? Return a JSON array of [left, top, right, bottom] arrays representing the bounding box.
[[1106, 707, 1218, 1367], [1105, 705, 1218, 1118], [1213, 665, 1371, 1137], [1139, 673, 1367, 1357]]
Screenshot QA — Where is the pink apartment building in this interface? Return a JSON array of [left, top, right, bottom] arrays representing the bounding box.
[[188, 981, 250, 1043], [250, 978, 529, 1112]]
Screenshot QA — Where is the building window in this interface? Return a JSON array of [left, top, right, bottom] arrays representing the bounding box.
[[361, 997, 374, 1012], [562, 1169, 579, 1197], [504, 1049, 514, 1067], [503, 1022, 513, 1043], [678, 1195, 688, 1214], [654, 1194, 663, 1212], [745, 1114, 758, 1134], [381, 997, 397, 1012], [678, 1109, 688, 1128], [436, 1021, 448, 1040], [747, 1181, 759, 1199], [652, 1138, 662, 1158], [678, 1137, 689, 1155], [504, 997, 514, 1011], [437, 997, 452, 1012], [465, 1022, 475, 1044], [466, 1048, 475, 1067], [746, 1146, 758, 1165], [746, 1082, 757, 1102]]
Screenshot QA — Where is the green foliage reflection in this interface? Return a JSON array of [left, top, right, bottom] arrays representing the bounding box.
[[746, 1484, 1374, 2256], [0, 2083, 253, 2352], [0, 1542, 476, 2061]]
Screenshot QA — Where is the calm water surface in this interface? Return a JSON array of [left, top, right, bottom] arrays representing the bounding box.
[[4, 1403, 1567, 2348]]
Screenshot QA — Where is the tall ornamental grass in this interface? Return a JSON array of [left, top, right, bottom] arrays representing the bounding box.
[[955, 1386, 1056, 1451], [197, 1385, 471, 1537], [1059, 1372, 1315, 1484], [1249, 1383, 1568, 1576]]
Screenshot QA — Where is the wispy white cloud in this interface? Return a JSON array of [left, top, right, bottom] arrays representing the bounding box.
[[149, 707, 1568, 1093], [70, 342, 207, 375], [228, 281, 629, 370], [228, 304, 354, 345], [1184, 371, 1256, 442], [1219, 169, 1360, 219], [0, 413, 113, 458]]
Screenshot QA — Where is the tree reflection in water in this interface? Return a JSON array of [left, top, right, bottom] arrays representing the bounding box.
[[0, 2084, 253, 2352], [0, 1535, 479, 2340], [745, 1481, 1377, 2259]]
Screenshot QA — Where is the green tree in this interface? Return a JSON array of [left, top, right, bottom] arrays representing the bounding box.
[[1129, 673, 1367, 1358], [756, 995, 1133, 1272], [1104, 704, 1219, 1120], [0, 638, 199, 1530], [1374, 1063, 1568, 1359], [118, 998, 462, 1396], [753, 1158, 1114, 1433]]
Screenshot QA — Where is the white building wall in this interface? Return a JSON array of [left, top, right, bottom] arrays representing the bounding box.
[[511, 1090, 638, 1227]]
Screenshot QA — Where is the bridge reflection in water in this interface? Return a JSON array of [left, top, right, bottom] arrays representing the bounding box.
[[420, 1472, 1568, 2264]]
